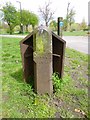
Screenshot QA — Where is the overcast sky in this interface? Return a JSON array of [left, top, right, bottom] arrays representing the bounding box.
[[0, 0, 89, 24]]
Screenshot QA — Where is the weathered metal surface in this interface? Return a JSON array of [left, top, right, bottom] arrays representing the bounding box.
[[20, 25, 66, 94], [52, 32, 66, 78], [33, 27, 53, 94], [20, 33, 34, 83]]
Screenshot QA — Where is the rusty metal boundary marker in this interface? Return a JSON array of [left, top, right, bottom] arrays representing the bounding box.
[[20, 26, 66, 94]]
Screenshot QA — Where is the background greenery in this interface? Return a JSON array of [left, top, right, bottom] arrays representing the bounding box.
[[0, 1, 88, 35]]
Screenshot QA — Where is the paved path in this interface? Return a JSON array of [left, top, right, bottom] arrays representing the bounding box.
[[63, 36, 88, 54], [0, 35, 89, 54], [0, 34, 25, 38]]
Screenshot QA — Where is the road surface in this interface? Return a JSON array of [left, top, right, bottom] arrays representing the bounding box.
[[63, 36, 88, 54], [0, 35, 89, 54]]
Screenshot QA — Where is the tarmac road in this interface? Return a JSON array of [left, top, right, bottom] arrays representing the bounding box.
[[63, 36, 89, 54], [0, 35, 89, 54]]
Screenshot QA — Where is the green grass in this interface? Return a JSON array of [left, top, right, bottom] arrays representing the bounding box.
[[63, 31, 88, 36], [1, 37, 88, 118], [0, 28, 88, 36]]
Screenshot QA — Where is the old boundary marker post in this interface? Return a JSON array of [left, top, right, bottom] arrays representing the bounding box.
[[20, 25, 66, 94]]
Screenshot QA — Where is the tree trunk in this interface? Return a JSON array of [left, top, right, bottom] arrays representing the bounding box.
[[66, 2, 70, 31], [45, 22, 48, 27], [19, 24, 23, 34], [32, 25, 34, 30], [69, 18, 72, 31], [9, 24, 12, 35], [26, 25, 28, 32]]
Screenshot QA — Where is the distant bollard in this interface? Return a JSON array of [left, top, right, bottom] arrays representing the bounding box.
[[20, 25, 66, 94]]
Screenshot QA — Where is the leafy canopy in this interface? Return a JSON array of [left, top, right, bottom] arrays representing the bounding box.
[[2, 2, 18, 26]]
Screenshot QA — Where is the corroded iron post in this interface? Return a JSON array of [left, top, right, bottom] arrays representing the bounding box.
[[20, 25, 66, 95], [33, 26, 53, 94]]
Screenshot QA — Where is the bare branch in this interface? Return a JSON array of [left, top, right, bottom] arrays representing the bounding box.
[[39, 1, 55, 26]]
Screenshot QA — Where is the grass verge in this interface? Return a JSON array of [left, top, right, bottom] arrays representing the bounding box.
[[63, 31, 88, 36], [1, 37, 88, 118]]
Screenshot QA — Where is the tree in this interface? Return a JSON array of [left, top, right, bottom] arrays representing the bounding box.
[[17, 10, 39, 32], [80, 18, 87, 31], [65, 2, 70, 31], [63, 19, 67, 31], [18, 10, 31, 32], [49, 20, 57, 31], [70, 23, 81, 31], [2, 2, 18, 34], [68, 8, 75, 28], [39, 1, 54, 27], [30, 12, 39, 30], [65, 2, 76, 31]]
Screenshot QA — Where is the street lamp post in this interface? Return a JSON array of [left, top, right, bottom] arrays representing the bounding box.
[[16, 1, 23, 34]]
